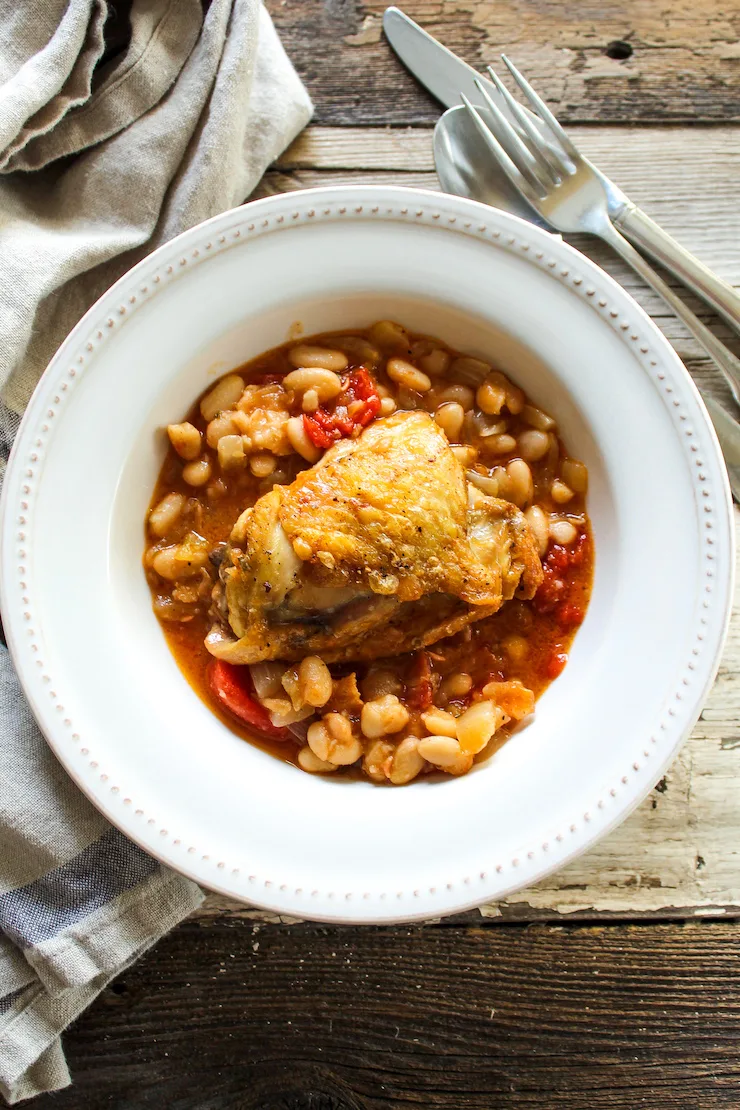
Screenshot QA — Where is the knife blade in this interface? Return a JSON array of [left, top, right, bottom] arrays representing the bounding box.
[[382, 6, 630, 221], [383, 6, 740, 339]]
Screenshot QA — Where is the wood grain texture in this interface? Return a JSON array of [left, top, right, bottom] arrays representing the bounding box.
[[265, 0, 740, 126], [30, 920, 740, 1108], [271, 126, 740, 288]]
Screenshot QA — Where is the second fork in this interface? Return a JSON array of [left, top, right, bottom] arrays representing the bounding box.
[[461, 58, 740, 407]]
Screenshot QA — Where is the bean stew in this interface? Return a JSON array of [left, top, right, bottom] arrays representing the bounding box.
[[144, 322, 593, 784]]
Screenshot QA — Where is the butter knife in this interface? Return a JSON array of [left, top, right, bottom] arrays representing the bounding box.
[[383, 6, 740, 338], [704, 396, 740, 504]]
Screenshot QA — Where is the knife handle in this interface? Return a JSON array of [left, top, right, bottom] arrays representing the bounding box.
[[615, 202, 740, 339]]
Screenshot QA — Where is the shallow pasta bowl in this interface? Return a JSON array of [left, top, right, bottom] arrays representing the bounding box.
[[0, 185, 732, 923]]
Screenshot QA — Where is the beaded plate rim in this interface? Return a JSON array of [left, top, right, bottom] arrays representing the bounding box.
[[0, 185, 733, 923]]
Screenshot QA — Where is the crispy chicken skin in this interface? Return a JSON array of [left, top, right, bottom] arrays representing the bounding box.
[[206, 411, 543, 664]]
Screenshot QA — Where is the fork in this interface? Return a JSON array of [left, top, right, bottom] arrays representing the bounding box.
[[461, 58, 740, 406]]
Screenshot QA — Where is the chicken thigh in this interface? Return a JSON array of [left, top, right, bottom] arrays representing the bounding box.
[[206, 410, 542, 664]]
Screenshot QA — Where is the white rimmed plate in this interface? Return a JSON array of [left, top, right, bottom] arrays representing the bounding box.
[[0, 185, 733, 923]]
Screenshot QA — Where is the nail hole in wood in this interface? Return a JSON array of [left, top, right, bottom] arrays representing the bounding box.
[[605, 40, 633, 60]]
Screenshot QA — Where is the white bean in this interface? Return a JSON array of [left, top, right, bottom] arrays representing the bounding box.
[[421, 709, 458, 738], [249, 452, 276, 477], [550, 520, 577, 545], [217, 434, 246, 471], [517, 428, 550, 462], [551, 479, 574, 504], [418, 735, 463, 768], [387, 358, 432, 393], [486, 434, 517, 455], [524, 505, 549, 556], [331, 336, 382, 366], [561, 457, 588, 494], [506, 383, 525, 414], [446, 751, 474, 776], [434, 402, 465, 441], [288, 345, 348, 372], [283, 367, 343, 401], [199, 374, 245, 421], [182, 457, 212, 487], [441, 673, 473, 699], [389, 737, 425, 785], [476, 372, 508, 415], [149, 492, 185, 538], [506, 458, 533, 508], [287, 416, 321, 463], [503, 634, 529, 664], [435, 383, 475, 411], [456, 700, 503, 755], [521, 404, 556, 432], [363, 739, 394, 782], [379, 397, 396, 416], [308, 714, 362, 765], [361, 695, 410, 739], [167, 422, 201, 460], [298, 747, 338, 774], [298, 656, 333, 708], [206, 412, 238, 448], [369, 320, 409, 349], [419, 348, 450, 377], [152, 543, 209, 580]]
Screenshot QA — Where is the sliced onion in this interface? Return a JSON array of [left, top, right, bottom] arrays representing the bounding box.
[[465, 410, 507, 439], [249, 661, 286, 702], [449, 356, 490, 386], [466, 469, 500, 496], [287, 717, 315, 743], [204, 623, 253, 663], [262, 697, 315, 728]]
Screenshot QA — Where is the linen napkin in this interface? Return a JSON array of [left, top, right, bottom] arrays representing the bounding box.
[[0, 0, 312, 1101]]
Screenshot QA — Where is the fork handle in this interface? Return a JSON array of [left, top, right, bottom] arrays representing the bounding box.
[[614, 202, 740, 340], [600, 220, 740, 407]]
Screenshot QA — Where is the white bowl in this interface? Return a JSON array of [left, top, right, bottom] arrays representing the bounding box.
[[1, 185, 732, 923]]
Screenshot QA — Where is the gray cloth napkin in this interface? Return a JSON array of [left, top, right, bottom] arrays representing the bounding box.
[[0, 0, 312, 1101]]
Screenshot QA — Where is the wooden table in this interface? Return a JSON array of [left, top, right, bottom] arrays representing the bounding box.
[[36, 4, 740, 1106]]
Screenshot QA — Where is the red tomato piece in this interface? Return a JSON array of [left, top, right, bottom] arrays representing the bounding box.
[[347, 367, 378, 402], [533, 566, 566, 613], [546, 544, 571, 572], [302, 413, 336, 449], [544, 652, 568, 679], [300, 368, 382, 450], [546, 532, 589, 572], [556, 603, 585, 628], [209, 660, 290, 740]]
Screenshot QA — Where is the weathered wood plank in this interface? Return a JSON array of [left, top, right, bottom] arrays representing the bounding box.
[[272, 126, 740, 286], [266, 0, 740, 126], [31, 921, 740, 1108]]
